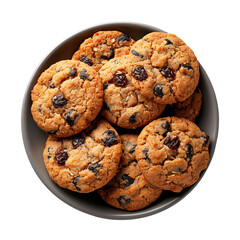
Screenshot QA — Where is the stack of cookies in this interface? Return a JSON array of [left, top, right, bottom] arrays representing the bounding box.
[[31, 30, 210, 211]]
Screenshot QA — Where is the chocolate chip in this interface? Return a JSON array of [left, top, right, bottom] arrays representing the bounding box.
[[117, 34, 130, 45], [143, 148, 151, 162], [47, 130, 57, 135], [102, 130, 118, 147], [68, 68, 77, 77], [113, 71, 128, 87], [88, 163, 102, 174], [49, 82, 55, 88], [201, 135, 209, 146], [122, 174, 134, 186], [72, 176, 81, 191], [129, 144, 137, 154], [164, 136, 180, 150], [117, 196, 131, 206], [160, 67, 175, 79], [131, 50, 143, 58], [65, 110, 79, 126], [55, 147, 68, 165], [186, 144, 193, 159], [52, 94, 67, 108], [153, 84, 164, 97], [72, 134, 85, 148], [79, 56, 93, 66], [132, 66, 148, 81], [182, 64, 193, 70], [129, 112, 137, 123], [165, 39, 173, 45], [101, 47, 114, 60], [79, 69, 89, 80]]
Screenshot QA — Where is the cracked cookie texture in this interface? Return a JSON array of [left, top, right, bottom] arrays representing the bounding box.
[[135, 117, 209, 192], [31, 60, 103, 137], [99, 56, 166, 129], [129, 32, 199, 104], [98, 134, 162, 211], [72, 31, 135, 71], [43, 119, 122, 193]]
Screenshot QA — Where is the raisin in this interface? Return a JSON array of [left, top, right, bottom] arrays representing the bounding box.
[[65, 110, 79, 126], [72, 134, 85, 148], [49, 82, 55, 88], [164, 136, 180, 150], [201, 135, 209, 146], [122, 174, 134, 186], [129, 144, 137, 154], [160, 67, 175, 79], [182, 64, 193, 70], [132, 66, 148, 81], [88, 163, 102, 174], [79, 56, 93, 66], [101, 47, 114, 60], [129, 112, 137, 123], [55, 147, 68, 165], [117, 196, 131, 206], [161, 120, 171, 135], [72, 176, 81, 191], [143, 148, 151, 162], [68, 68, 77, 77], [38, 105, 42, 113], [102, 130, 118, 147], [153, 84, 164, 97], [79, 69, 89, 80], [117, 34, 130, 45], [113, 71, 127, 87], [165, 39, 173, 45], [52, 94, 67, 108], [186, 144, 193, 159], [131, 50, 143, 58]]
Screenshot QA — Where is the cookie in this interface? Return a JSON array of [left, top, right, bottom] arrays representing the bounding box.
[[99, 56, 166, 129], [129, 32, 199, 104], [135, 117, 210, 192], [31, 60, 103, 137], [163, 87, 202, 122], [43, 119, 122, 193], [98, 134, 162, 211], [72, 31, 135, 71]]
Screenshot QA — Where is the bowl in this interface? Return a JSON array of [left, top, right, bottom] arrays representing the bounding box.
[[21, 22, 219, 219]]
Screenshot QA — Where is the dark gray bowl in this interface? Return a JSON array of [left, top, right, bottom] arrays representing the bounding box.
[[21, 23, 219, 220]]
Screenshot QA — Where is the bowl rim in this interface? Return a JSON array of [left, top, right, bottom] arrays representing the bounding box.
[[21, 22, 219, 220]]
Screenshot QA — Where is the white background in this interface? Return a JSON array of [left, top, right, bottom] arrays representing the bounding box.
[[1, 0, 239, 239]]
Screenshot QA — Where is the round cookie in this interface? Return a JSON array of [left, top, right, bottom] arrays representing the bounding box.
[[31, 60, 103, 137], [98, 134, 162, 211], [135, 117, 210, 192], [163, 87, 202, 122], [43, 119, 122, 193], [129, 32, 199, 104], [72, 31, 135, 71], [99, 56, 166, 129]]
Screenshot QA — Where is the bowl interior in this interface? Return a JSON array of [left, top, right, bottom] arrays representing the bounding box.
[[22, 23, 219, 220]]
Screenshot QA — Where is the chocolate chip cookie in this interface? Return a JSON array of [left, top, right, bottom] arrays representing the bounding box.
[[129, 32, 199, 104], [163, 87, 202, 122], [72, 31, 135, 71], [99, 56, 166, 129], [98, 134, 162, 211], [31, 60, 103, 137], [43, 119, 122, 193], [135, 117, 210, 192]]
